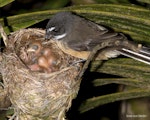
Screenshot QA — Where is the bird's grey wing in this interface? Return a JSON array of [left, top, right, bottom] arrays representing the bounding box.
[[65, 18, 110, 51], [80, 19, 138, 51]]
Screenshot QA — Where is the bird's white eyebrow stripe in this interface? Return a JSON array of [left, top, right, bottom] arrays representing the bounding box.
[[48, 27, 55, 32], [54, 33, 67, 40]]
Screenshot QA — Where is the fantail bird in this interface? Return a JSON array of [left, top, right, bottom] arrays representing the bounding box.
[[45, 11, 150, 65]]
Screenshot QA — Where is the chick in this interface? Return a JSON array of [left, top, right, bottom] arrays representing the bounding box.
[[42, 48, 59, 72], [27, 41, 43, 64], [37, 55, 52, 73], [27, 41, 42, 53], [26, 41, 43, 71], [26, 42, 58, 73], [28, 63, 41, 71]]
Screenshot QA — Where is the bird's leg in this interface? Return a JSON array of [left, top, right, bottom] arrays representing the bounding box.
[[70, 59, 86, 66]]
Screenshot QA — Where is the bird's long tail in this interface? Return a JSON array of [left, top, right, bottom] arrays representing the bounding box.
[[117, 46, 150, 65]]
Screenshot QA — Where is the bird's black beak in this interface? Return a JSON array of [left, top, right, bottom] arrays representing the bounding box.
[[45, 34, 53, 40]]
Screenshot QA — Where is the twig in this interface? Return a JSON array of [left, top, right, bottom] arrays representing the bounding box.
[[0, 23, 8, 47]]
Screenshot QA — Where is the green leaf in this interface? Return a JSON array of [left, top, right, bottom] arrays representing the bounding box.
[[1, 4, 150, 44], [72, 0, 131, 4], [92, 78, 148, 88], [0, 10, 60, 34], [90, 58, 150, 87], [90, 59, 150, 83], [0, 0, 14, 7], [137, 0, 150, 4], [79, 88, 150, 113], [95, 0, 131, 4]]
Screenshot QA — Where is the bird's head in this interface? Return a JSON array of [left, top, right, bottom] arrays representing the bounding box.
[[45, 12, 74, 40], [27, 41, 42, 54]]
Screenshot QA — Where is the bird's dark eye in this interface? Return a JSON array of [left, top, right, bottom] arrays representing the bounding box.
[[50, 27, 61, 36], [53, 27, 59, 32]]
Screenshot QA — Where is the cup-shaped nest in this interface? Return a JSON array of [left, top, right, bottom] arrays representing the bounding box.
[[0, 28, 82, 120]]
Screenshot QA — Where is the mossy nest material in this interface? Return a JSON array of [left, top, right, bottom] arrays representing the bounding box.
[[0, 28, 82, 120]]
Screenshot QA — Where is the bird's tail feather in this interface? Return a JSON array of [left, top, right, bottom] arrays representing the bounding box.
[[117, 46, 150, 65]]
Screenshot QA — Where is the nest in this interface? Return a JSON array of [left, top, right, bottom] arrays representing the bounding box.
[[0, 28, 82, 120]]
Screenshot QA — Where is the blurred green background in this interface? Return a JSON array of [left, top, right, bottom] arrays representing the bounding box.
[[1, 0, 150, 17]]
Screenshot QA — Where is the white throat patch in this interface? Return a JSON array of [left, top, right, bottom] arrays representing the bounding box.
[[54, 33, 67, 40]]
